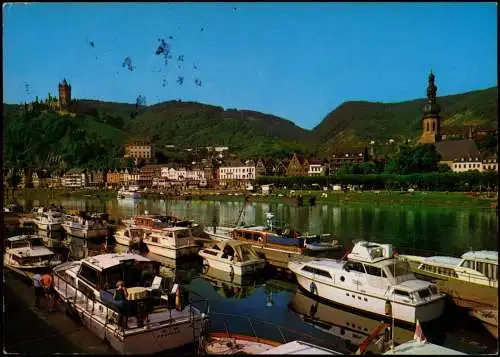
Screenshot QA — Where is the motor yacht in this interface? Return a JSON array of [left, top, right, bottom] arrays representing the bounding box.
[[4, 234, 63, 271], [399, 250, 498, 308], [288, 241, 445, 324], [199, 240, 266, 276], [52, 252, 207, 354]]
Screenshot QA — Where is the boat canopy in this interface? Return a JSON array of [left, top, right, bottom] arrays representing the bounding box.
[[461, 250, 498, 262], [212, 240, 260, 261], [347, 241, 394, 263], [82, 252, 151, 271]]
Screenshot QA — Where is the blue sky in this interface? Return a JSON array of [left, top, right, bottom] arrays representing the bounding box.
[[3, 2, 497, 129]]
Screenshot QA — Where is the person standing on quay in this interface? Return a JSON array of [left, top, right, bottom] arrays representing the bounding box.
[[33, 273, 43, 309], [41, 272, 56, 312]]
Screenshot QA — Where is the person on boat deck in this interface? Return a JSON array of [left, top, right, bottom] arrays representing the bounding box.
[[114, 281, 129, 328], [33, 273, 44, 308], [41, 272, 56, 312]]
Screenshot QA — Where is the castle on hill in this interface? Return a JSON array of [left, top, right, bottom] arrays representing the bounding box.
[[25, 79, 73, 114]]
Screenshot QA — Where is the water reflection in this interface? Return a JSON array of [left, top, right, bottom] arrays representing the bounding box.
[[201, 266, 266, 299], [288, 291, 414, 353]]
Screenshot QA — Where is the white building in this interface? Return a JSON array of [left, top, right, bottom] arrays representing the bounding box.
[[482, 155, 498, 172], [308, 160, 325, 176], [451, 157, 483, 173], [124, 168, 140, 185], [62, 172, 86, 188], [160, 167, 206, 185], [218, 166, 256, 183]]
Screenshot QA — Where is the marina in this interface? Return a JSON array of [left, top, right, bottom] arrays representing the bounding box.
[[3, 198, 498, 355]]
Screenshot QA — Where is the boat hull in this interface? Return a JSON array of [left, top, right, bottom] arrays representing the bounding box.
[[53, 266, 205, 354], [62, 224, 109, 239], [405, 259, 498, 308], [292, 268, 444, 324], [199, 254, 266, 276], [36, 222, 62, 231], [145, 243, 200, 259]]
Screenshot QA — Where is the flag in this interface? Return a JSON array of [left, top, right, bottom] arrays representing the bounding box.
[[414, 319, 427, 343]]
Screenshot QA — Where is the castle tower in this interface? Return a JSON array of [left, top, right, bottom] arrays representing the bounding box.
[[419, 71, 441, 144], [58, 79, 72, 110]]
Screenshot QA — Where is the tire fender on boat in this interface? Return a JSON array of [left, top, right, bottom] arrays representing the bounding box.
[[229, 265, 234, 277], [310, 281, 317, 295]]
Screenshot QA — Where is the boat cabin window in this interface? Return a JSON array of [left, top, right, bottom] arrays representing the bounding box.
[[151, 236, 159, 243], [417, 289, 431, 299], [485, 263, 498, 280], [203, 249, 218, 256], [176, 230, 190, 238], [345, 261, 365, 273], [302, 265, 332, 278], [78, 264, 99, 288], [124, 230, 130, 237], [393, 289, 410, 298], [475, 261, 485, 275], [222, 245, 235, 259], [364, 265, 382, 277], [242, 232, 252, 240], [460, 259, 474, 269], [389, 261, 411, 277]]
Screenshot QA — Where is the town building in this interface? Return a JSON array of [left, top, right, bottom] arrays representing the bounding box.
[[451, 157, 483, 173], [106, 169, 121, 187], [124, 139, 153, 161], [418, 71, 482, 169], [139, 164, 165, 187], [308, 159, 326, 176], [286, 153, 308, 176], [61, 170, 86, 188], [218, 162, 256, 188], [328, 150, 367, 174], [482, 154, 498, 172], [86, 170, 107, 187]]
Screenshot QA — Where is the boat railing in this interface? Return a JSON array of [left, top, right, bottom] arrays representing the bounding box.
[[201, 311, 344, 352], [54, 270, 210, 335]]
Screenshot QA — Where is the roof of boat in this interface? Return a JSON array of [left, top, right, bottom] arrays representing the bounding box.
[[383, 340, 465, 355], [82, 253, 151, 271], [214, 240, 253, 249], [260, 341, 340, 355], [160, 226, 192, 232], [7, 234, 44, 242], [303, 258, 345, 270], [9, 246, 55, 257], [422, 256, 462, 266], [461, 250, 498, 262]]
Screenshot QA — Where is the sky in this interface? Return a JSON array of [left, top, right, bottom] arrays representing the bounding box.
[[2, 2, 497, 130]]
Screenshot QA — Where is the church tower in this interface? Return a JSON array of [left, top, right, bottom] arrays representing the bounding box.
[[58, 79, 72, 110], [419, 71, 441, 144]]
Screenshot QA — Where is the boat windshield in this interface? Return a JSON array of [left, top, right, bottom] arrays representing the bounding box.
[[386, 260, 411, 278]]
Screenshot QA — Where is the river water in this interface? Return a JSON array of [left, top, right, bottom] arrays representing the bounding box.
[[10, 197, 499, 354]]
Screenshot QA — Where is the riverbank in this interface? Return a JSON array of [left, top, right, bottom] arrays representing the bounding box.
[[7, 187, 498, 210]]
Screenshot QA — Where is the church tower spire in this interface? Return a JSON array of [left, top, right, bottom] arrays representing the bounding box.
[[419, 70, 441, 144]]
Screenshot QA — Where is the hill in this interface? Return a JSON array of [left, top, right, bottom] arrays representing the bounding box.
[[312, 86, 498, 154], [124, 100, 313, 158]]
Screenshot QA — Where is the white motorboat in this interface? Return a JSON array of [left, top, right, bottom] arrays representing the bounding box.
[[114, 226, 147, 247], [4, 234, 63, 271], [117, 185, 141, 199], [34, 208, 64, 231], [288, 241, 445, 324], [199, 240, 265, 276], [142, 226, 201, 259], [53, 252, 207, 354], [62, 214, 110, 239], [383, 339, 466, 355], [399, 250, 498, 308]]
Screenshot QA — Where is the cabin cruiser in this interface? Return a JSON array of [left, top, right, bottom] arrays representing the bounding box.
[[399, 250, 498, 308], [288, 241, 445, 324], [52, 252, 207, 354], [62, 213, 111, 239], [123, 213, 206, 237], [199, 241, 266, 276], [114, 226, 147, 247], [117, 185, 141, 199], [34, 207, 64, 231], [4, 234, 63, 271], [142, 226, 201, 259]]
